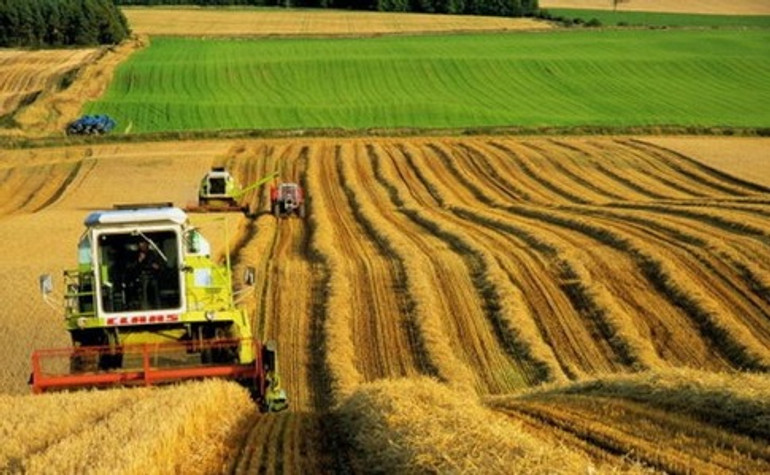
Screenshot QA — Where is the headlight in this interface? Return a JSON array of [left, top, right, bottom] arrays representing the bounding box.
[[205, 311, 216, 321], [77, 317, 87, 329]]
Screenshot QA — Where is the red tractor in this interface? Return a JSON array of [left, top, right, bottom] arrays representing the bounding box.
[[270, 183, 305, 218]]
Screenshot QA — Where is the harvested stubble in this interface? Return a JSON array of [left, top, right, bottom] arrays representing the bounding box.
[[10, 36, 146, 137], [0, 380, 254, 474], [337, 377, 596, 474], [305, 143, 363, 402], [0, 49, 99, 120], [488, 368, 770, 472], [371, 141, 556, 384], [336, 143, 480, 394], [515, 368, 770, 432], [1, 135, 769, 471]]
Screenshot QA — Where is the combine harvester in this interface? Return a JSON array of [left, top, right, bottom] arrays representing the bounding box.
[[186, 167, 277, 217], [30, 203, 288, 412]]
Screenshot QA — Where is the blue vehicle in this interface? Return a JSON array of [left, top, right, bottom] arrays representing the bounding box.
[[67, 114, 117, 135]]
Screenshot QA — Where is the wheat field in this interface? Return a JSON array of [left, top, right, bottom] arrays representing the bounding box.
[[0, 135, 769, 471], [0, 49, 99, 121], [540, 0, 770, 15], [123, 7, 550, 37]]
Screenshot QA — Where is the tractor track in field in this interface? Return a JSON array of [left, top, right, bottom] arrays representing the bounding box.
[[224, 142, 356, 474]]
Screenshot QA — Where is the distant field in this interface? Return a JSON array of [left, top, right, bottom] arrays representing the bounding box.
[[85, 29, 770, 133], [644, 137, 770, 187], [0, 49, 99, 120], [540, 0, 770, 16], [122, 7, 549, 37], [548, 9, 770, 28]]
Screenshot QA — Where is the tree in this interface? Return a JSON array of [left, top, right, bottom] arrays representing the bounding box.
[[0, 0, 129, 48]]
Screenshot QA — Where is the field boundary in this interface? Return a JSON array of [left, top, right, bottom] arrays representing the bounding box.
[[2, 125, 768, 150]]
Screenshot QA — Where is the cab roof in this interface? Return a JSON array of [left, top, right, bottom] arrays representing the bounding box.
[[85, 207, 187, 227], [206, 170, 232, 179]]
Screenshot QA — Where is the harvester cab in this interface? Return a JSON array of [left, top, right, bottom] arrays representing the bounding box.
[[187, 168, 278, 217], [31, 203, 287, 412], [270, 182, 305, 218]]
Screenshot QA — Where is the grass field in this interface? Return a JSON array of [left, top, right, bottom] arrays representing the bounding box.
[[547, 9, 770, 28], [84, 29, 770, 133]]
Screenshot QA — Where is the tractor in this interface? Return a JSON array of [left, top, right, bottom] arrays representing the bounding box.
[[31, 204, 288, 412], [270, 183, 305, 218], [67, 114, 116, 135], [187, 168, 278, 217]]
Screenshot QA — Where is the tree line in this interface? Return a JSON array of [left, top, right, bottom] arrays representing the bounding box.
[[115, 0, 539, 17], [0, 0, 130, 48]]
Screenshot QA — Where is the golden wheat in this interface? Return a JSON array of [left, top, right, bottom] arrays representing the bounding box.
[[2, 381, 254, 474], [337, 377, 596, 474]]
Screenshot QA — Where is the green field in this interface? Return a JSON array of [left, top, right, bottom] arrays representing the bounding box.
[[547, 9, 770, 28], [86, 29, 770, 133]]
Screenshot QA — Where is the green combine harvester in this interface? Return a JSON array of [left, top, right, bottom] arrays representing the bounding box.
[[31, 204, 288, 412], [187, 167, 278, 217]]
